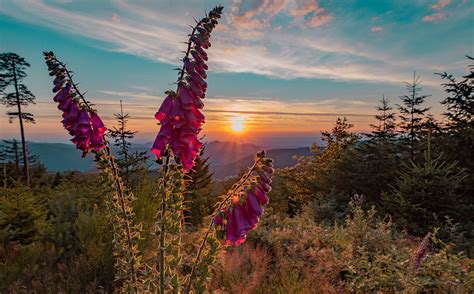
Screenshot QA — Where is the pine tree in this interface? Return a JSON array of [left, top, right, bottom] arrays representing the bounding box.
[[1, 139, 21, 176], [438, 56, 473, 130], [435, 56, 474, 211], [397, 72, 431, 160], [0, 53, 36, 186], [109, 100, 148, 184], [383, 136, 468, 236], [367, 95, 397, 143], [184, 145, 214, 226]]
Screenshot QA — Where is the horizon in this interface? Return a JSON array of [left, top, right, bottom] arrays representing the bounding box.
[[1, 0, 473, 147]]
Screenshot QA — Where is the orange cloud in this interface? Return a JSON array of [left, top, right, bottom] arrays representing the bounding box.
[[423, 12, 446, 22], [431, 0, 452, 10]]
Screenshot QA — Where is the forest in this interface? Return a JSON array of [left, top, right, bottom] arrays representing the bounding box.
[[1, 4, 473, 294]]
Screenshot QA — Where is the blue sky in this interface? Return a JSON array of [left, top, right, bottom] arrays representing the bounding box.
[[0, 0, 473, 147]]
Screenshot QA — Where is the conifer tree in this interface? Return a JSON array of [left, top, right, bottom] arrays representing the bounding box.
[[397, 72, 431, 160], [438, 56, 473, 130], [0, 53, 36, 186], [383, 137, 467, 236], [184, 144, 214, 226], [109, 100, 148, 184], [367, 95, 397, 142], [436, 56, 474, 207], [1, 139, 39, 181]]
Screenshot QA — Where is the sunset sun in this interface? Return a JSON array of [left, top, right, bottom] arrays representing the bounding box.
[[230, 115, 246, 132]]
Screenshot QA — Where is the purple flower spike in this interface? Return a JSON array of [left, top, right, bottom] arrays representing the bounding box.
[[216, 151, 274, 246], [44, 52, 107, 156], [150, 7, 223, 172]]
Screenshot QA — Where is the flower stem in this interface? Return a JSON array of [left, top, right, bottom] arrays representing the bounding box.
[[103, 143, 138, 288], [50, 56, 92, 110], [159, 155, 171, 294], [177, 20, 204, 84], [184, 158, 262, 293]]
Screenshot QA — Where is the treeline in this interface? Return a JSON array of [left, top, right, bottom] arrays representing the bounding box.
[[271, 57, 474, 254]]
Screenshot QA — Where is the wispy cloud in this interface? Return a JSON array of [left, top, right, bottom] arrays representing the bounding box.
[[431, 0, 452, 10], [371, 26, 384, 32], [0, 0, 467, 85], [423, 0, 452, 22]]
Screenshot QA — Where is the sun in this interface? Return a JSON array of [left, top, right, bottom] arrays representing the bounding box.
[[230, 115, 245, 132]]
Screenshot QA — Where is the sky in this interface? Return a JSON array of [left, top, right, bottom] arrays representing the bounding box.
[[0, 0, 473, 148]]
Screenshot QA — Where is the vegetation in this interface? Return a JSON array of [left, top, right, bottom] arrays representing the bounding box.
[[0, 7, 473, 293]]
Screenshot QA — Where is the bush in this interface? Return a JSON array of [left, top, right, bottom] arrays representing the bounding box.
[[210, 198, 474, 293]]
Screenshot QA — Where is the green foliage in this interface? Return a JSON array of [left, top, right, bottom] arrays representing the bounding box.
[[383, 149, 468, 236], [397, 72, 432, 160], [184, 146, 215, 226], [211, 199, 472, 293], [0, 183, 45, 247], [109, 100, 148, 185]]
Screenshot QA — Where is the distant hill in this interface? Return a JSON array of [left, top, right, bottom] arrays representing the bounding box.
[[23, 141, 309, 176], [211, 147, 312, 179], [202, 141, 262, 165], [29, 142, 95, 172]]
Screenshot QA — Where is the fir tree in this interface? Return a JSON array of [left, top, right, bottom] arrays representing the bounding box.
[[367, 95, 397, 142], [397, 72, 431, 160], [184, 144, 214, 226], [435, 56, 474, 209], [383, 137, 468, 236], [1, 139, 39, 181], [0, 53, 36, 186], [438, 56, 473, 130], [109, 100, 148, 184]]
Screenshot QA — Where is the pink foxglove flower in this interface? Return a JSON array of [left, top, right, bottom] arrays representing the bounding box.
[[151, 6, 223, 172], [215, 152, 274, 246], [44, 51, 107, 157]]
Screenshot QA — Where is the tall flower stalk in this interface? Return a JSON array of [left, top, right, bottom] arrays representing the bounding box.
[[150, 6, 223, 293], [43, 52, 142, 291], [185, 150, 274, 292]]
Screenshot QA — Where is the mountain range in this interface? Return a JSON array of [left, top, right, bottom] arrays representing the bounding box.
[[23, 141, 311, 178]]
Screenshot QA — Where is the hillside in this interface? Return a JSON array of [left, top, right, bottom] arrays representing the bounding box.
[[211, 147, 312, 178], [24, 141, 308, 176]]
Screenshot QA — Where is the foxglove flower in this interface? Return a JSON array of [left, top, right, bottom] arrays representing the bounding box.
[[44, 52, 107, 157], [215, 151, 274, 246], [151, 6, 223, 172], [414, 233, 431, 269]]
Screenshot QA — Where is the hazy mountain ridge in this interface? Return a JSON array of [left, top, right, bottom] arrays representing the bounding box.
[[211, 147, 312, 179], [21, 141, 310, 176]]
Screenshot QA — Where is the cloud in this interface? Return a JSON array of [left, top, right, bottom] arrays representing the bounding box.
[[0, 0, 447, 85], [423, 0, 452, 22], [371, 26, 384, 32], [229, 0, 288, 30], [289, 0, 334, 27], [111, 13, 120, 23], [431, 0, 452, 10], [423, 12, 446, 22]]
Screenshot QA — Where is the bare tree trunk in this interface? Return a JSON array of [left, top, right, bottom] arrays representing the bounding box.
[[12, 60, 29, 187]]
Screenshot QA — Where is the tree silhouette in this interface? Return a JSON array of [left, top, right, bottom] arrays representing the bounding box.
[[397, 72, 431, 160], [0, 53, 36, 186], [367, 95, 397, 143], [109, 100, 148, 184]]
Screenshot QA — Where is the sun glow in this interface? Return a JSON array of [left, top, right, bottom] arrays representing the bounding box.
[[230, 115, 246, 132]]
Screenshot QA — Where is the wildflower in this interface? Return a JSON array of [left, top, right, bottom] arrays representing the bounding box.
[[151, 6, 223, 172], [215, 151, 274, 246], [414, 233, 431, 269], [44, 51, 107, 156]]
